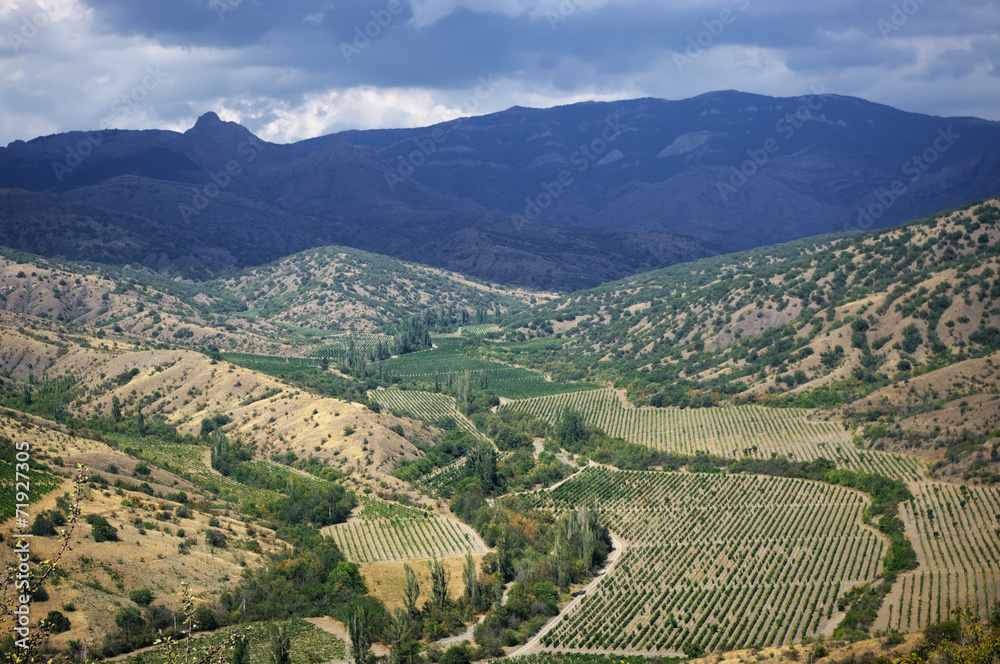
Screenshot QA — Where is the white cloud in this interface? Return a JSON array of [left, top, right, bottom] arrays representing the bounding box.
[[248, 87, 470, 143]]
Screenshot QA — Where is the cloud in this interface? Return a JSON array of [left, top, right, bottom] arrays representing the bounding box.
[[0, 0, 998, 146]]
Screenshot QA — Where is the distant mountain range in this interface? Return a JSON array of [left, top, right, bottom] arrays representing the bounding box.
[[2, 91, 999, 289]]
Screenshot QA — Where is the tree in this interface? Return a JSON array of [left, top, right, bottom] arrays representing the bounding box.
[[462, 552, 481, 611], [348, 607, 372, 664], [403, 563, 421, 618], [429, 557, 450, 610]]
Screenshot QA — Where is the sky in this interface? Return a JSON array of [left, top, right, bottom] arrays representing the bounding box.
[[1, 0, 998, 146]]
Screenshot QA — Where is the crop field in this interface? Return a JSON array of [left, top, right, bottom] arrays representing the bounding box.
[[523, 467, 885, 654], [878, 481, 1000, 633], [461, 324, 502, 336], [431, 335, 467, 352], [380, 350, 599, 399], [305, 333, 394, 360], [503, 389, 924, 481], [323, 496, 488, 563], [369, 388, 484, 438]]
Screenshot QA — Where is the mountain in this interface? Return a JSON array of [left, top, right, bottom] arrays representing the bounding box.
[[2, 93, 999, 289], [0, 112, 721, 290], [335, 91, 1000, 248]]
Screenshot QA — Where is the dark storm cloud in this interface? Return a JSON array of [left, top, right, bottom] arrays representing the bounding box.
[[1, 0, 997, 145]]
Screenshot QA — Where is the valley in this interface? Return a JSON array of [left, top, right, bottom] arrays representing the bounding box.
[[3, 193, 1000, 664]]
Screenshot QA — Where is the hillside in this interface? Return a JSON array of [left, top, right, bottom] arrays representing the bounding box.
[[5, 92, 1000, 289], [498, 198, 1000, 475], [0, 243, 545, 356]]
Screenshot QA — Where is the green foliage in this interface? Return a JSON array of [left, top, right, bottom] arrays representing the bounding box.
[[86, 514, 120, 542], [129, 588, 155, 607]]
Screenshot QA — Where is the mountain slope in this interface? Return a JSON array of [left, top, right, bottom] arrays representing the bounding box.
[[5, 92, 1000, 289], [0, 113, 721, 289]]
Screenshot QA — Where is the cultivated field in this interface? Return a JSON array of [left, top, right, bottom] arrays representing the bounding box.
[[369, 389, 483, 438], [503, 389, 925, 481], [323, 497, 488, 564], [379, 350, 599, 399], [523, 467, 885, 655], [878, 481, 1000, 632]]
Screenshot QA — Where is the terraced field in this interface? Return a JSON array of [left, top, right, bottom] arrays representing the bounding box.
[[323, 497, 488, 563], [878, 481, 1000, 632], [503, 389, 924, 481], [524, 467, 886, 655]]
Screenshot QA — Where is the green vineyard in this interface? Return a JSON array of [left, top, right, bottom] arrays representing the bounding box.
[[323, 497, 488, 563], [380, 350, 600, 399], [369, 389, 484, 438], [879, 481, 1000, 633], [306, 333, 394, 360], [524, 467, 885, 654], [502, 389, 924, 481]]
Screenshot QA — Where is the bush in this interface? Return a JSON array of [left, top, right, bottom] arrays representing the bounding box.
[[130, 588, 155, 607], [204, 529, 228, 548], [86, 515, 120, 542], [192, 606, 218, 632], [42, 610, 71, 633], [115, 607, 144, 632]]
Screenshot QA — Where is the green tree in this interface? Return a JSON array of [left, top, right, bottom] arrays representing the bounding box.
[[403, 563, 420, 618], [348, 607, 371, 664], [462, 552, 481, 611], [429, 557, 450, 610]]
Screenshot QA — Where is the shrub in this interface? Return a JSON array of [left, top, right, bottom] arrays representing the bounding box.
[[129, 588, 154, 607], [86, 515, 120, 542], [204, 529, 228, 548], [115, 607, 144, 632], [42, 610, 71, 633]]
